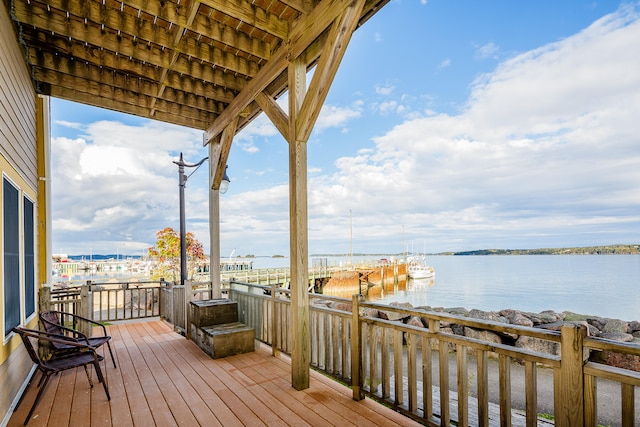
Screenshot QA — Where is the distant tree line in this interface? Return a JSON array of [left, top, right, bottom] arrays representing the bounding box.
[[443, 244, 640, 256]]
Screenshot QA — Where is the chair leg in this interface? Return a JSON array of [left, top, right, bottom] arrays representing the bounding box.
[[83, 365, 94, 388], [24, 372, 52, 425], [106, 341, 117, 368], [13, 368, 41, 413], [36, 370, 47, 388], [93, 361, 111, 400]]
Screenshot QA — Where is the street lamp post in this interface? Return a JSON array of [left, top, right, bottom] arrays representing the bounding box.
[[174, 153, 230, 287]]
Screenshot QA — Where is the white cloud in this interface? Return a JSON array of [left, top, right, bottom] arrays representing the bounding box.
[[314, 103, 362, 132], [438, 58, 451, 69], [375, 84, 395, 95], [51, 121, 207, 254], [474, 42, 500, 60], [55, 120, 84, 129], [303, 5, 640, 252]]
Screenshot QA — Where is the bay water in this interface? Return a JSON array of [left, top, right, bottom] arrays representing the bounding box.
[[255, 254, 640, 321]]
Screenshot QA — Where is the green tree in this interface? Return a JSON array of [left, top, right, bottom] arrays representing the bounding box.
[[148, 227, 206, 282]]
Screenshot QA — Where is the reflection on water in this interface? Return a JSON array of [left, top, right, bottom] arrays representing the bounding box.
[[321, 277, 434, 301]]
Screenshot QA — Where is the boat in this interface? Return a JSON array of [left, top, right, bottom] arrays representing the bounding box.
[[407, 256, 435, 279]]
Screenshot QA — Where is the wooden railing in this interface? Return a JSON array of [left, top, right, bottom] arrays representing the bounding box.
[[41, 279, 640, 425], [228, 281, 640, 427]]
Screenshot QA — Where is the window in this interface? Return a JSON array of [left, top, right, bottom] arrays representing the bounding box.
[[3, 177, 20, 336], [24, 196, 35, 318]]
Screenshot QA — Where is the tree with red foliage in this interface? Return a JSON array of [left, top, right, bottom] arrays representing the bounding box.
[[148, 227, 206, 282]]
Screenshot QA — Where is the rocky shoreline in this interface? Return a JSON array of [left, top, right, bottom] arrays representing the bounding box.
[[314, 299, 640, 372]]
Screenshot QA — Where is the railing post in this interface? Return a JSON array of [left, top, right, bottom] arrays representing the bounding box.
[[79, 285, 91, 335], [271, 282, 279, 356], [39, 285, 52, 312], [185, 279, 193, 339], [351, 294, 364, 401], [557, 323, 587, 427]]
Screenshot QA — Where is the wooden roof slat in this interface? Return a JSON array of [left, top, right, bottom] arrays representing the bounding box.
[[13, 0, 260, 79], [8, 0, 389, 131], [199, 0, 290, 40], [276, 0, 316, 15]]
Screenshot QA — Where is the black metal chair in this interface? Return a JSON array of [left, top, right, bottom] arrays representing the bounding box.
[[12, 327, 111, 425], [39, 310, 116, 368]]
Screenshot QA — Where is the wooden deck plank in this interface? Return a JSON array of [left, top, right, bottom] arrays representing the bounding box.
[[7, 319, 422, 427], [123, 327, 179, 426], [164, 339, 268, 427], [151, 337, 243, 427], [69, 368, 92, 426], [101, 324, 134, 427], [142, 335, 222, 426]]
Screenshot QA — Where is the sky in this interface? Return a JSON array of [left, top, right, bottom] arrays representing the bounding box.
[[50, 0, 640, 257]]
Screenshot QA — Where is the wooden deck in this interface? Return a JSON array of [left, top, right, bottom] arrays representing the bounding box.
[[9, 320, 420, 427]]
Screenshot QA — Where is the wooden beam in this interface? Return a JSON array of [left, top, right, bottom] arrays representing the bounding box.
[[277, 0, 316, 15], [212, 117, 238, 191], [198, 0, 290, 39], [254, 92, 289, 139], [45, 85, 211, 129], [296, 0, 365, 142], [288, 57, 310, 390], [203, 0, 353, 145], [32, 66, 223, 119]]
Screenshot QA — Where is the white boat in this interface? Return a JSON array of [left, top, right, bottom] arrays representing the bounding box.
[[407, 256, 435, 279]]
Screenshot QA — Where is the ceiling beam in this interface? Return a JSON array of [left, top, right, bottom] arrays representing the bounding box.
[[296, 0, 365, 142], [44, 85, 212, 129], [198, 0, 289, 40], [202, 0, 353, 145]]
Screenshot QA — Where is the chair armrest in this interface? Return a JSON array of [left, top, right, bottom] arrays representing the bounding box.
[[40, 315, 93, 346], [19, 327, 96, 350], [51, 311, 109, 336]]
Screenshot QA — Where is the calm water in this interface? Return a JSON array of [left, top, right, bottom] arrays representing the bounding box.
[[68, 254, 639, 321], [373, 255, 640, 321], [256, 254, 640, 321]]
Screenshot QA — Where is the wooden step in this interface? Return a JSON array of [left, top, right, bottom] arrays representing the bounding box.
[[191, 321, 255, 359]]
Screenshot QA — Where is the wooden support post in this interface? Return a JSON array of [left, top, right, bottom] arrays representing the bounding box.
[[557, 323, 586, 427], [289, 57, 310, 390], [208, 185, 222, 300], [351, 294, 364, 400]]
